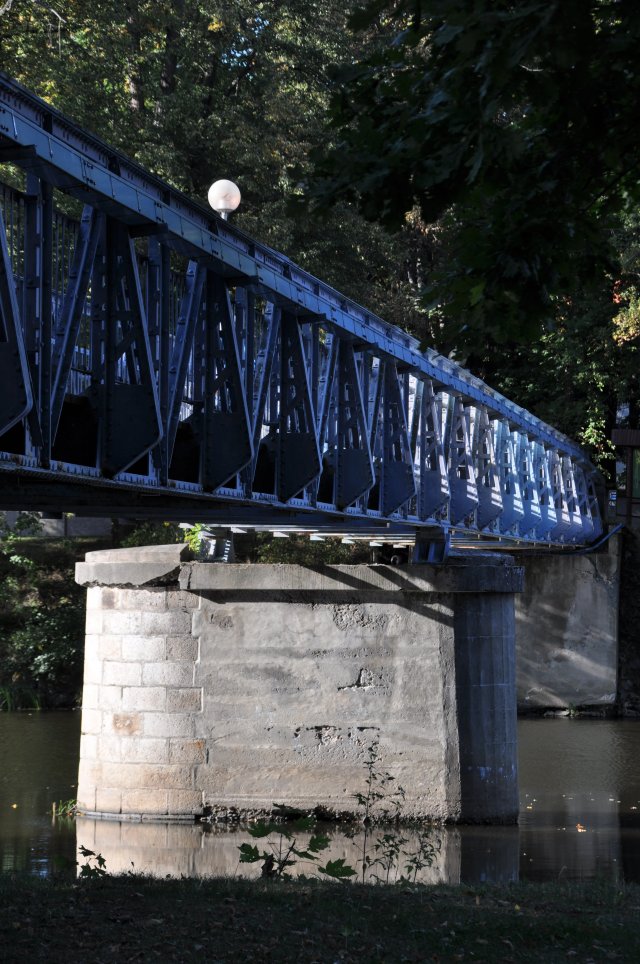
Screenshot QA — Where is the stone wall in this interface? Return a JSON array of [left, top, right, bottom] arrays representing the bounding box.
[[76, 546, 522, 824], [515, 538, 620, 711], [78, 584, 204, 818]]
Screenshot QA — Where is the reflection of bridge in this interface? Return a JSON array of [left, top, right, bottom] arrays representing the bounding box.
[[0, 73, 602, 547]]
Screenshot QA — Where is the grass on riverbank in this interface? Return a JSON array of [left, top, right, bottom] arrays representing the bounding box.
[[0, 874, 638, 962]]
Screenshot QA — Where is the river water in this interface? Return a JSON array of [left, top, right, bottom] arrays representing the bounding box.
[[2, 713, 640, 883]]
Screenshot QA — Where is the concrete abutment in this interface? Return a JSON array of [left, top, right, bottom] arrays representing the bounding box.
[[75, 545, 523, 824]]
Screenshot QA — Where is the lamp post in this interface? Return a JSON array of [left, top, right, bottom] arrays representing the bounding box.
[[207, 179, 241, 220]]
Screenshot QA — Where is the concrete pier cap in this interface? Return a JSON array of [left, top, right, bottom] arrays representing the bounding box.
[[76, 544, 523, 825]]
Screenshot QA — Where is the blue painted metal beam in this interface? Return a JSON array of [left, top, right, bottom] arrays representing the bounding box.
[[0, 72, 591, 461], [0, 72, 604, 546]]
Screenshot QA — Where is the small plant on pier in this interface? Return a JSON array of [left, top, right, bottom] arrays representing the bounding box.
[[238, 741, 441, 885], [350, 740, 441, 885], [238, 806, 355, 881], [52, 798, 77, 819]]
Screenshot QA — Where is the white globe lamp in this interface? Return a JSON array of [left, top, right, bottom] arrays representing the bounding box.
[[207, 179, 241, 220]]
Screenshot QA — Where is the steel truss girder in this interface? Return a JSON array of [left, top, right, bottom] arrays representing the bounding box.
[[533, 443, 558, 539], [334, 340, 375, 510], [413, 379, 449, 520], [0, 204, 33, 435], [277, 310, 322, 502], [51, 205, 101, 435], [446, 397, 478, 525], [0, 73, 605, 545], [379, 361, 416, 516], [166, 260, 206, 470], [549, 449, 574, 540], [23, 173, 51, 454], [0, 174, 605, 545], [198, 272, 253, 490], [496, 420, 525, 534], [515, 434, 542, 538], [93, 217, 163, 476], [473, 406, 502, 530], [574, 466, 595, 542], [0, 72, 599, 463]]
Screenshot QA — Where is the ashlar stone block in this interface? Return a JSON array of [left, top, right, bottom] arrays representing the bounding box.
[[76, 551, 522, 823], [95, 788, 122, 815], [120, 790, 169, 815], [122, 686, 166, 712], [102, 661, 142, 687], [121, 635, 165, 662], [141, 661, 194, 687], [166, 689, 202, 714]]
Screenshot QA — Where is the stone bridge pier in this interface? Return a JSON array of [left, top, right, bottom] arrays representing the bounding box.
[[75, 546, 523, 824]]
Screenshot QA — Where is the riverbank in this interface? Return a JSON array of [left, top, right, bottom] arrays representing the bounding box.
[[0, 874, 638, 962]]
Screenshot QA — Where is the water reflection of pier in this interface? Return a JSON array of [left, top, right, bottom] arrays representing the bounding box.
[[76, 817, 521, 885], [75, 723, 640, 885], [4, 714, 640, 882]]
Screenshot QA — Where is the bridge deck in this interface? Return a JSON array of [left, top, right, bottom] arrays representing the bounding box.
[[0, 73, 602, 546]]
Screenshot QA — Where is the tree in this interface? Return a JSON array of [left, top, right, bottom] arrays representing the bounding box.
[[4, 0, 638, 474], [310, 0, 640, 347], [0, 0, 426, 331], [464, 195, 640, 479]]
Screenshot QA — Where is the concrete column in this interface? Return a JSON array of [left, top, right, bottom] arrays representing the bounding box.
[[76, 544, 203, 819], [76, 546, 523, 824], [454, 593, 518, 822]]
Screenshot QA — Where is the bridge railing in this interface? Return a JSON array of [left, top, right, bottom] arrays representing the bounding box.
[[0, 73, 602, 543]]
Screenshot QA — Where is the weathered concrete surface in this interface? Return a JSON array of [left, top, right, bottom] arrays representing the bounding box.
[[178, 558, 524, 594], [515, 539, 620, 711], [76, 542, 194, 588], [76, 550, 522, 824]]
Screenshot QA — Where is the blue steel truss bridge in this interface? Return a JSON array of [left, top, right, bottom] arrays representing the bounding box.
[[0, 73, 603, 552]]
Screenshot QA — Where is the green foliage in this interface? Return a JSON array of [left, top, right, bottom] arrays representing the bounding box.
[[254, 534, 368, 565], [318, 858, 357, 880], [0, 516, 94, 709], [77, 845, 107, 879], [182, 524, 208, 555], [238, 807, 353, 880], [0, 0, 426, 334], [238, 742, 440, 885], [0, 683, 41, 712], [6, 604, 85, 706], [0, 511, 43, 539], [350, 740, 440, 885], [469, 293, 619, 478], [53, 799, 77, 819], [353, 740, 406, 884], [311, 1, 640, 348], [120, 521, 184, 549]]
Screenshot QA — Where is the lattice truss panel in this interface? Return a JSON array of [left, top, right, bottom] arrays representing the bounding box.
[[0, 75, 602, 542]]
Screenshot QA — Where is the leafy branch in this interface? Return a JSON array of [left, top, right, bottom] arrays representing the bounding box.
[[238, 806, 356, 881]]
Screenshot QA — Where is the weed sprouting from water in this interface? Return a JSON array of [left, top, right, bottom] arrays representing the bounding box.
[[238, 806, 356, 881], [77, 845, 107, 879], [238, 741, 440, 885]]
